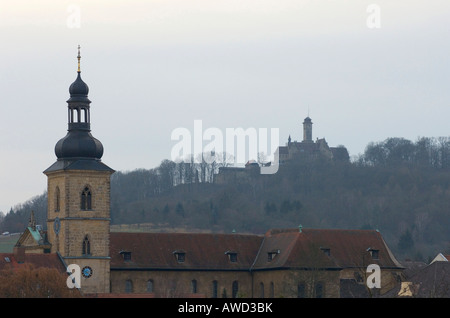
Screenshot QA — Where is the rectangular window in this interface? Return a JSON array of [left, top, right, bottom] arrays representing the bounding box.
[[174, 252, 185, 263], [212, 281, 218, 298], [368, 248, 380, 259], [321, 247, 331, 256], [371, 250, 379, 259], [120, 251, 131, 261], [267, 250, 280, 262], [315, 282, 324, 298], [226, 251, 237, 262], [297, 282, 306, 298]]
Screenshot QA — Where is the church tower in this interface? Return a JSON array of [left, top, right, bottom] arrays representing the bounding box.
[[302, 116, 313, 143], [44, 47, 114, 294]]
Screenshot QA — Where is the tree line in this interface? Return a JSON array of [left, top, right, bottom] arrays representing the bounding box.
[[2, 136, 450, 262], [355, 136, 450, 169]]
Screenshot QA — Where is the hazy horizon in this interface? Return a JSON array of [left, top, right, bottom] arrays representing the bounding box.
[[1, 0, 450, 212]]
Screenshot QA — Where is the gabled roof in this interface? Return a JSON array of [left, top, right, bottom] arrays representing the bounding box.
[[14, 228, 50, 250], [110, 232, 263, 271], [431, 253, 450, 263], [251, 228, 403, 270]]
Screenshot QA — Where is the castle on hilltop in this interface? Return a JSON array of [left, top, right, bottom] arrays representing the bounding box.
[[214, 116, 349, 184], [275, 116, 349, 164]]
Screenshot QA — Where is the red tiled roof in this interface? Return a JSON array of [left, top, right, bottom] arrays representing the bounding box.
[[110, 229, 402, 272], [0, 253, 66, 273], [251, 228, 403, 270], [110, 232, 263, 270]]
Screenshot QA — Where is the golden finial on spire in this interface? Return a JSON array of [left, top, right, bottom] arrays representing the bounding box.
[[77, 45, 81, 73]]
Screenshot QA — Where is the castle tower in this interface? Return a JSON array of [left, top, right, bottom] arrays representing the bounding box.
[[302, 116, 313, 143], [43, 46, 114, 294]]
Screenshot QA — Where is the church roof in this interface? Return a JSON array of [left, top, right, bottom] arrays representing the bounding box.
[[251, 228, 403, 270], [67, 72, 90, 103], [26, 227, 43, 244], [110, 232, 263, 271], [109, 228, 402, 272], [44, 158, 114, 173], [49, 46, 107, 164]]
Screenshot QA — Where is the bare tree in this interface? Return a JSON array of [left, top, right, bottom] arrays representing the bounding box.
[[0, 264, 80, 298]]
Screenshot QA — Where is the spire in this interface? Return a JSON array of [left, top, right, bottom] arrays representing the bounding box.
[[28, 210, 36, 231], [53, 46, 104, 161], [68, 45, 90, 103], [77, 45, 81, 73]]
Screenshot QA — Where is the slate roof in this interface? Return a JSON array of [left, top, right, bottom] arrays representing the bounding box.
[[44, 159, 114, 173]]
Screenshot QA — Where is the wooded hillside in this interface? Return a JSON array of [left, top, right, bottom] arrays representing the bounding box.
[[2, 136, 450, 262]]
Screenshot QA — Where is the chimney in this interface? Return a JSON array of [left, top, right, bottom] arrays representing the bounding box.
[[13, 246, 26, 264]]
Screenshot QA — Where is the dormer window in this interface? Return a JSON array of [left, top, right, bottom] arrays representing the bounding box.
[[267, 249, 280, 262], [120, 251, 132, 261], [225, 251, 238, 263], [367, 248, 379, 260], [173, 250, 186, 263], [320, 247, 331, 256]]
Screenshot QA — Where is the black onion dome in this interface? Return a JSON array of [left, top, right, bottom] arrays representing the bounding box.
[[55, 130, 104, 160], [67, 73, 91, 103]]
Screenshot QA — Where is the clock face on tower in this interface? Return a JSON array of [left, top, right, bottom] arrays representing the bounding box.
[[82, 266, 93, 278]]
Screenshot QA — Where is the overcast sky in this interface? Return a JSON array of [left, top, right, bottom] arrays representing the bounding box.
[[1, 0, 450, 213]]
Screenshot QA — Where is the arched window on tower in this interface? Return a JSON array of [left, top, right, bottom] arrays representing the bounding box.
[[81, 186, 92, 210], [82, 235, 91, 255], [55, 186, 60, 212]]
